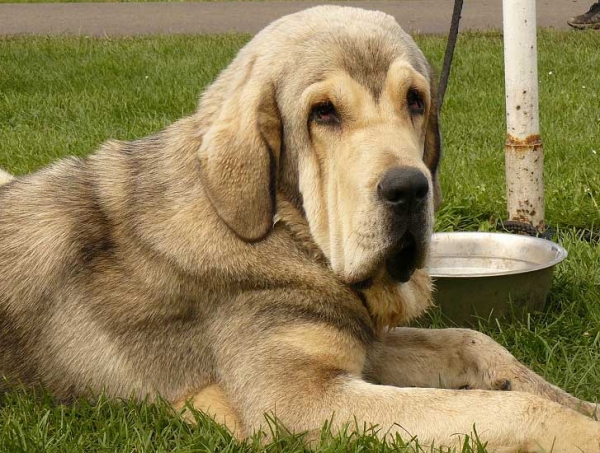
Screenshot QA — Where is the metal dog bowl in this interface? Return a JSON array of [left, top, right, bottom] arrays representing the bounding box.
[[428, 232, 568, 325]]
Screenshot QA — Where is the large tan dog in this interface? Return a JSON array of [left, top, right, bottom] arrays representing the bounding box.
[[0, 6, 598, 451]]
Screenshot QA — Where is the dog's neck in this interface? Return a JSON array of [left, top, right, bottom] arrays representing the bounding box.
[[274, 195, 433, 332], [274, 197, 328, 266]]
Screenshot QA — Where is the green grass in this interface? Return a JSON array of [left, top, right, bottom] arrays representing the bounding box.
[[0, 31, 599, 451], [0, 390, 498, 452]]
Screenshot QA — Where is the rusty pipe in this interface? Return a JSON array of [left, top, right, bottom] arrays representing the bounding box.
[[502, 0, 545, 231]]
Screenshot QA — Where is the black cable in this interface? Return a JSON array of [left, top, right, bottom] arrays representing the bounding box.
[[497, 221, 600, 243], [438, 0, 464, 109], [497, 220, 555, 240]]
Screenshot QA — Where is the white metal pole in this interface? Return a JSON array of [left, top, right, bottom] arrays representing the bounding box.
[[502, 0, 545, 231]]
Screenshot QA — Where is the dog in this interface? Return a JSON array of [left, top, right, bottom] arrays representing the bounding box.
[[0, 6, 598, 451]]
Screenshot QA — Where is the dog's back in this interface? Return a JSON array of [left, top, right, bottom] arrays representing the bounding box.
[[0, 158, 97, 393], [0, 141, 212, 399]]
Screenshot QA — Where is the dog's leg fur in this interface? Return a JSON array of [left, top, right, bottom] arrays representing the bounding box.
[[179, 327, 598, 446], [365, 327, 599, 418], [212, 320, 600, 451], [173, 385, 244, 438]]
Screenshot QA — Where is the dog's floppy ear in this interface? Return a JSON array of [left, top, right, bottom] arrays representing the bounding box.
[[199, 78, 282, 242], [425, 70, 443, 211]]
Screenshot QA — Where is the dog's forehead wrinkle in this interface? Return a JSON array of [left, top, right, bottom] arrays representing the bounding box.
[[264, 25, 426, 103], [333, 40, 396, 100]]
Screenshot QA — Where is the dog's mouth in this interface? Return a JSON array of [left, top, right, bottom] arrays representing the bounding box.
[[384, 233, 417, 283], [350, 232, 419, 290]]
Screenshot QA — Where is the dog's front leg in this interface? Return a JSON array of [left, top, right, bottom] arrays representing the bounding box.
[[173, 384, 245, 438], [365, 327, 598, 418], [219, 322, 599, 451]]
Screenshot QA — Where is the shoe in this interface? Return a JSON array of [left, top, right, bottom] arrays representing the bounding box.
[[567, 2, 600, 29]]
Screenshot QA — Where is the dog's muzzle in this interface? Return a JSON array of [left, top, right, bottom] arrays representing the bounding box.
[[378, 166, 429, 283]]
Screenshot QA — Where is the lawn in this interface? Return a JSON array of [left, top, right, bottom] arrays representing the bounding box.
[[0, 30, 599, 451]]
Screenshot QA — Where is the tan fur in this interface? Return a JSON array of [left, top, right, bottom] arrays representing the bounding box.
[[174, 385, 244, 438], [0, 6, 598, 452], [364, 268, 433, 330], [274, 324, 367, 377]]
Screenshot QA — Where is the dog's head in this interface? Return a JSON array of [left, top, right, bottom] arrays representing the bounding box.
[[198, 6, 441, 289]]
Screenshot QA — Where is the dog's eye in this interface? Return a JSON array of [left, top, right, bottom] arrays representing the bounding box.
[[407, 89, 425, 115], [311, 101, 339, 124]]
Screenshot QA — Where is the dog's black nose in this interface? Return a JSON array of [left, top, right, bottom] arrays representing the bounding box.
[[377, 167, 429, 212]]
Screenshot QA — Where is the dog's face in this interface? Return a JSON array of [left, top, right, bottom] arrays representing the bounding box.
[[292, 63, 436, 286], [198, 6, 441, 287]]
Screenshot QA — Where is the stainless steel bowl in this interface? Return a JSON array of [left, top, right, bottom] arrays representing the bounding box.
[[428, 232, 568, 325]]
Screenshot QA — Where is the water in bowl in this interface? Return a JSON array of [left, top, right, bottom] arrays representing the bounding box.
[[429, 255, 537, 277]]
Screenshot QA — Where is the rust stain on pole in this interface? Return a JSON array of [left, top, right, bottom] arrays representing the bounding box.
[[505, 133, 542, 150], [504, 133, 545, 230]]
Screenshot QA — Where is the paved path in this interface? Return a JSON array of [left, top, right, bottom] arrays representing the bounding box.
[[0, 0, 586, 36]]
